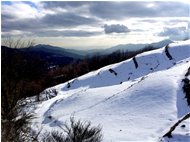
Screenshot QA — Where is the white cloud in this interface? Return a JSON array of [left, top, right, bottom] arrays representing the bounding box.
[[158, 27, 189, 40], [1, 2, 41, 19]]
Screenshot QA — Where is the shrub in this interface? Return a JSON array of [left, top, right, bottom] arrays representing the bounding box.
[[42, 131, 65, 142], [1, 113, 36, 142], [42, 117, 103, 142], [39, 88, 58, 101], [182, 77, 190, 106], [182, 67, 190, 106], [165, 45, 173, 60]]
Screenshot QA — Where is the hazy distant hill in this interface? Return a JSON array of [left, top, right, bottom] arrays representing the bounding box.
[[2, 46, 75, 67], [18, 39, 173, 60], [104, 39, 173, 54], [24, 44, 84, 59], [2, 39, 173, 67], [31, 44, 105, 57]]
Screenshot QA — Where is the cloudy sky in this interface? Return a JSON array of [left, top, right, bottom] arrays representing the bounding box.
[[1, 1, 190, 49]]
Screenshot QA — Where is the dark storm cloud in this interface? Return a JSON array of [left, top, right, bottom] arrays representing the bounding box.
[[104, 24, 130, 34], [62, 30, 101, 37], [2, 16, 101, 37], [1, 1, 190, 38], [89, 1, 189, 20], [1, 2, 99, 36], [42, 1, 90, 9], [42, 12, 99, 27], [35, 30, 101, 37], [2, 11, 100, 33], [1, 14, 15, 21], [1, 18, 45, 32], [89, 2, 156, 20]]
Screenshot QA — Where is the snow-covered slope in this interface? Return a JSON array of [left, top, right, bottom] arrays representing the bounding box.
[[31, 40, 190, 141]]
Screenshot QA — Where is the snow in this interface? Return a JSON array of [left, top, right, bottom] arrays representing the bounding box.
[[30, 40, 190, 141]]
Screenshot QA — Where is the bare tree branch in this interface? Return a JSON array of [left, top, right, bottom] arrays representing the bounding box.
[[2, 36, 35, 48], [163, 113, 190, 138]]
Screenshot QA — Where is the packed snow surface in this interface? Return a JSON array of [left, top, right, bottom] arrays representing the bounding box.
[[31, 40, 190, 141]]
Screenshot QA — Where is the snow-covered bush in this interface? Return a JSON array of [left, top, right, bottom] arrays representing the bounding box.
[[38, 88, 58, 101]]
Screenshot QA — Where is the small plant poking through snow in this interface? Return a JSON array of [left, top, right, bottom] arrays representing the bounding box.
[[165, 45, 173, 60], [132, 57, 138, 68], [108, 69, 117, 76], [67, 82, 71, 88], [182, 67, 190, 106], [42, 117, 103, 142]]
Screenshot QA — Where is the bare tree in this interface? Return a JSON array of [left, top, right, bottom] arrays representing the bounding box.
[[2, 36, 35, 48], [1, 37, 46, 141], [1, 37, 36, 119]]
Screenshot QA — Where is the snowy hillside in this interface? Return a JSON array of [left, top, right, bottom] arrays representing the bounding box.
[[31, 40, 190, 141]]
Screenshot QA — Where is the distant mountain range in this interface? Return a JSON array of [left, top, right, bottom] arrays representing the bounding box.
[[23, 44, 84, 59], [2, 46, 75, 67], [30, 39, 173, 56], [2, 39, 174, 68], [103, 39, 173, 54]]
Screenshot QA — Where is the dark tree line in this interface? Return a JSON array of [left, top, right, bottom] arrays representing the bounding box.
[[1, 38, 48, 119], [48, 46, 156, 86], [1, 45, 47, 119]]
